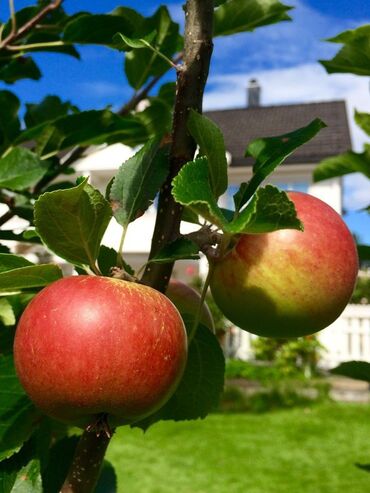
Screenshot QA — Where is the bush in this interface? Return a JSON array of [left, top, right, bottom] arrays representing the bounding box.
[[221, 359, 330, 413]]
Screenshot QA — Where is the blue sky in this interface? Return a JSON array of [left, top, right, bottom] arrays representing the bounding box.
[[1, 1, 370, 242]]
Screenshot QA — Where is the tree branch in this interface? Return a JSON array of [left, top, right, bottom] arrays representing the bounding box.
[[141, 0, 214, 292], [60, 426, 112, 493], [0, 0, 63, 49]]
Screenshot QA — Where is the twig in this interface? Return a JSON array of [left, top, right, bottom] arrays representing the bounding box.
[[141, 0, 214, 292], [0, 0, 63, 49], [0, 209, 15, 227], [117, 52, 183, 116]]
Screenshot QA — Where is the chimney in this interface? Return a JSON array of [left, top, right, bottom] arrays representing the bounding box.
[[248, 78, 261, 108]]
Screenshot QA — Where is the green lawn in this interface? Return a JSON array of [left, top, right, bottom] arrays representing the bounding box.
[[106, 402, 370, 493]]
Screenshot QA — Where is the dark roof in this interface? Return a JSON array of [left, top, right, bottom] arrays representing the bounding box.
[[205, 100, 351, 166]]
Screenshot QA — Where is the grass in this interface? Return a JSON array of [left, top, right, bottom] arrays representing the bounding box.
[[105, 402, 370, 493]]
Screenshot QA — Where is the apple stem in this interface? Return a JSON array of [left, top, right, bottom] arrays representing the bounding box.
[[60, 423, 113, 493]]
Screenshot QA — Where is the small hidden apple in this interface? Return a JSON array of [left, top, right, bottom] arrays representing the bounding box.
[[14, 275, 187, 427], [166, 279, 215, 331], [210, 192, 358, 338]]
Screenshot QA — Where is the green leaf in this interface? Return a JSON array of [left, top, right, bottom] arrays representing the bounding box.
[[0, 148, 48, 191], [133, 97, 173, 139], [0, 231, 40, 245], [63, 10, 142, 45], [320, 25, 370, 76], [0, 431, 43, 492], [0, 354, 40, 461], [331, 361, 370, 382], [0, 91, 20, 154], [0, 265, 62, 293], [97, 246, 134, 277], [24, 96, 76, 129], [113, 31, 157, 50], [187, 110, 228, 198], [0, 299, 15, 326], [238, 118, 326, 209], [214, 0, 293, 37], [41, 436, 79, 493], [110, 140, 169, 228], [34, 179, 112, 269], [123, 6, 181, 89], [313, 145, 370, 182], [149, 238, 200, 264], [355, 111, 370, 137], [181, 207, 201, 225], [134, 323, 225, 430], [172, 157, 228, 228], [226, 185, 303, 234], [358, 244, 370, 262], [0, 254, 33, 274], [0, 57, 41, 84], [96, 461, 117, 493], [16, 110, 144, 157]]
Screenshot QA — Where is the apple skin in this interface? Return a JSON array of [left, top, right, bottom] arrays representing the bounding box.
[[210, 192, 358, 338], [166, 279, 215, 331], [14, 276, 187, 427]]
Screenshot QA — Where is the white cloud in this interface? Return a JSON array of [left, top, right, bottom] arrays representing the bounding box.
[[78, 81, 124, 98]]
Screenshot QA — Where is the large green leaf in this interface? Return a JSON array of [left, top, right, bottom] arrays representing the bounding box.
[[0, 354, 40, 461], [187, 110, 228, 198], [0, 148, 48, 191], [0, 265, 62, 293], [237, 118, 326, 209], [41, 436, 79, 493], [0, 255, 33, 274], [313, 145, 370, 182], [133, 97, 173, 139], [0, 91, 20, 155], [214, 0, 292, 37], [0, 429, 44, 493], [331, 361, 370, 382], [0, 231, 40, 245], [134, 323, 225, 430], [24, 96, 76, 129], [123, 6, 181, 89], [355, 111, 370, 137], [320, 25, 370, 76], [63, 9, 142, 45], [16, 110, 145, 157], [148, 238, 200, 264], [227, 185, 303, 234], [34, 179, 112, 269], [110, 140, 169, 228], [172, 157, 228, 228], [0, 57, 41, 84]]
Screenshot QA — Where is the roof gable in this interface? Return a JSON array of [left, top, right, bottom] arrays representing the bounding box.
[[205, 100, 351, 166]]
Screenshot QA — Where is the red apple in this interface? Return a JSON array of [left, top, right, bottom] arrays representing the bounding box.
[[14, 276, 187, 427], [210, 192, 358, 338], [166, 279, 215, 331]]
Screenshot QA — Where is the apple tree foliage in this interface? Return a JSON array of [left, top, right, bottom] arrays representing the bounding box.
[[0, 1, 330, 491], [316, 23, 370, 380]]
